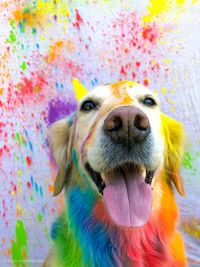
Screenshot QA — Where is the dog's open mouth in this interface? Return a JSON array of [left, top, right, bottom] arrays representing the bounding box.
[[86, 163, 154, 227]]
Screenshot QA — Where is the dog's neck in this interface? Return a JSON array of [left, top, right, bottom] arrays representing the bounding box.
[[52, 170, 178, 266]]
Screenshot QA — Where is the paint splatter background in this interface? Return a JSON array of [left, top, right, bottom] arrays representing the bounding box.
[[0, 0, 200, 266]]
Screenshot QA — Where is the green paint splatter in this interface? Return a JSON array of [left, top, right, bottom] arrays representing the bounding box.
[[23, 7, 30, 13], [6, 20, 17, 44], [19, 19, 26, 33], [30, 195, 34, 202], [38, 213, 43, 222], [8, 31, 16, 43], [13, 152, 20, 161], [183, 151, 195, 169], [16, 132, 21, 144], [11, 220, 29, 267], [10, 19, 15, 29], [20, 62, 27, 71]]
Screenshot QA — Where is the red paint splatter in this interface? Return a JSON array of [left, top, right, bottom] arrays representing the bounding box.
[[124, 48, 129, 54], [36, 124, 40, 131], [10, 182, 17, 194], [5, 71, 49, 109], [27, 182, 31, 189], [0, 148, 3, 157], [142, 26, 160, 43], [105, 11, 164, 82], [26, 156, 32, 165], [120, 66, 127, 76], [14, 74, 48, 104], [136, 61, 141, 68], [132, 72, 136, 79], [73, 9, 83, 29]]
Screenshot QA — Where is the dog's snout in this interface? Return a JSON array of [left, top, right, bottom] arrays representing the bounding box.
[[103, 106, 150, 148]]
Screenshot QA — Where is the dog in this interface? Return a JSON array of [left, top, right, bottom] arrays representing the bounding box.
[[43, 81, 187, 267]]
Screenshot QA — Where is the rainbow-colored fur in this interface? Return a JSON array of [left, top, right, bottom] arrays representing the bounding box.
[[47, 81, 187, 267], [51, 146, 186, 266]]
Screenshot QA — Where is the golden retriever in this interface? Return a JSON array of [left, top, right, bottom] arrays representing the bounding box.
[[43, 81, 187, 267]]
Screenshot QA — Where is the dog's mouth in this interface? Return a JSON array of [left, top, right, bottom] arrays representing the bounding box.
[[85, 162, 155, 227]]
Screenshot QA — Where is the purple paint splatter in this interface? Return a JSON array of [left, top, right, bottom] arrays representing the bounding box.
[[45, 97, 77, 126]]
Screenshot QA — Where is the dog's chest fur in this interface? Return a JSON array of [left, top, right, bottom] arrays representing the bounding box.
[[51, 186, 173, 267]]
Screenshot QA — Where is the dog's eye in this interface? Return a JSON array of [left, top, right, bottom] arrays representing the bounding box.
[[80, 100, 97, 112], [142, 97, 156, 107]]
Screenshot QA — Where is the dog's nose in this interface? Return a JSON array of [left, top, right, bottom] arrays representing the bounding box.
[[103, 106, 150, 148]]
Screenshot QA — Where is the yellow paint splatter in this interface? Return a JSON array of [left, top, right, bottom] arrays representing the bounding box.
[[161, 87, 167, 94], [164, 58, 171, 63], [72, 79, 88, 101], [13, 1, 69, 27], [17, 169, 22, 176], [36, 0, 69, 17], [40, 35, 46, 41], [143, 0, 187, 22], [146, 0, 169, 20]]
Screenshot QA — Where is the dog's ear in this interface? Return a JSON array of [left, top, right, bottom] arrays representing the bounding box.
[[48, 114, 75, 196], [161, 113, 185, 196]]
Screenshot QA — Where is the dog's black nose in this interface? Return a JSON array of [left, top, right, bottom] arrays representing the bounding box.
[[103, 106, 150, 148]]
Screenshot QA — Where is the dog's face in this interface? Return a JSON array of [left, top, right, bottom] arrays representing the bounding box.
[[49, 81, 185, 228], [77, 81, 163, 173]]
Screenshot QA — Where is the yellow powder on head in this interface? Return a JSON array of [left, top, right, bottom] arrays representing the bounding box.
[[72, 79, 88, 101]]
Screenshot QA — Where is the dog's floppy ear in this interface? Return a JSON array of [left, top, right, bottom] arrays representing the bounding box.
[[48, 114, 75, 196], [161, 113, 185, 196]]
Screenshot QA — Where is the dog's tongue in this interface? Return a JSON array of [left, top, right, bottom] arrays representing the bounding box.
[[103, 168, 152, 227]]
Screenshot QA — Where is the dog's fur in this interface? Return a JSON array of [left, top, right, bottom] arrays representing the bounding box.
[[44, 81, 187, 267]]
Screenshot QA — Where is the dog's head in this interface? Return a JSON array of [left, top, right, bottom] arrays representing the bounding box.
[[49, 81, 185, 228]]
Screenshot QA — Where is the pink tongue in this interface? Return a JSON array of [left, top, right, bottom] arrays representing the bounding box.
[[103, 169, 152, 227]]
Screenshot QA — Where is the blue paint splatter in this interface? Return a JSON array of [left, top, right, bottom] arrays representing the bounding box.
[[39, 186, 43, 197], [35, 182, 38, 192], [31, 175, 34, 186]]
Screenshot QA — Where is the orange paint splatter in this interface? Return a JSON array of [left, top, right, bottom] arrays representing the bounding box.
[[46, 39, 76, 63], [45, 41, 64, 63], [143, 78, 149, 86], [48, 184, 54, 193]]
